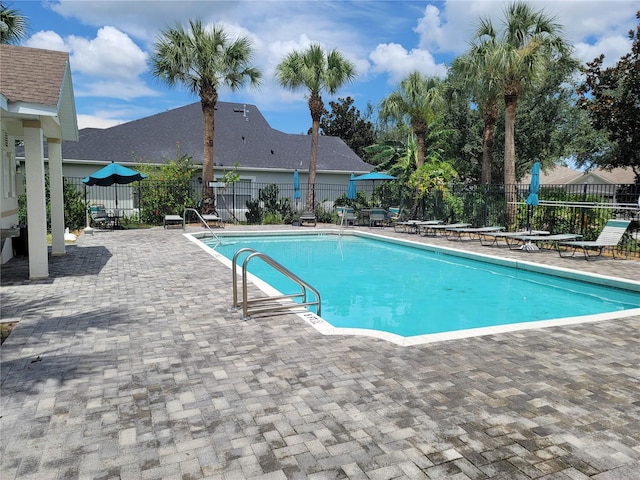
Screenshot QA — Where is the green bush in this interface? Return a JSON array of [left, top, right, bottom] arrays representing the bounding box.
[[17, 174, 86, 231], [136, 150, 198, 225]]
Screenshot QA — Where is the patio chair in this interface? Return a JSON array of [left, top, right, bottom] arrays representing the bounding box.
[[339, 207, 356, 228], [299, 211, 317, 227], [90, 204, 109, 228], [369, 208, 387, 227], [557, 219, 631, 259], [388, 207, 400, 223]]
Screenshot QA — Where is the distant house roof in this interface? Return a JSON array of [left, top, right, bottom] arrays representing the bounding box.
[[60, 101, 372, 174], [0, 44, 78, 141], [522, 165, 636, 185]]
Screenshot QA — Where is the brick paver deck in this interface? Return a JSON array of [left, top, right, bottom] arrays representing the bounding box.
[[1, 224, 639, 479]]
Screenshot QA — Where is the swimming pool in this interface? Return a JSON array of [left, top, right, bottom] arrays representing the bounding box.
[[189, 230, 640, 345]]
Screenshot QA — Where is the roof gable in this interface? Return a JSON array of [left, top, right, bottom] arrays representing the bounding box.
[[0, 44, 78, 141]]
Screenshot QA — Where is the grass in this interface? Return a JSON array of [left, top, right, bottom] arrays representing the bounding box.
[[1, 322, 17, 345]]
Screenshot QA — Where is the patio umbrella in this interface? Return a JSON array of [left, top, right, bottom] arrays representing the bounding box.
[[82, 161, 147, 208], [525, 162, 540, 234], [353, 171, 396, 206], [353, 172, 396, 182], [346, 173, 357, 200]]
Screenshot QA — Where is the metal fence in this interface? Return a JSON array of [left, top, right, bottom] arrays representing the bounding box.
[[66, 177, 640, 256]]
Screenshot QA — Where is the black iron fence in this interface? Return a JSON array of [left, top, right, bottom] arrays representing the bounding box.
[[66, 177, 640, 256]]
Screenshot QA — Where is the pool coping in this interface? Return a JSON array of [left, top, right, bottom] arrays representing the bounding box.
[[185, 228, 640, 346]]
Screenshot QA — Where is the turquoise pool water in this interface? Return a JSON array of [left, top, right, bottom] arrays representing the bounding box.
[[204, 234, 640, 337]]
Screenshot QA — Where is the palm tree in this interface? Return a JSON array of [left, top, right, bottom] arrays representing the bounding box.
[[379, 72, 445, 170], [0, 2, 28, 44], [380, 72, 444, 217], [149, 20, 261, 213], [276, 44, 355, 210], [450, 42, 501, 185], [474, 1, 571, 225]]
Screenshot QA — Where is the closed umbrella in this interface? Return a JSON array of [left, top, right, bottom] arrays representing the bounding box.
[[293, 169, 301, 211], [347, 173, 357, 200], [293, 169, 301, 199], [525, 162, 540, 234]]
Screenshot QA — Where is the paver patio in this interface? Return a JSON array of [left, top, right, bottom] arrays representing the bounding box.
[[1, 224, 639, 479]]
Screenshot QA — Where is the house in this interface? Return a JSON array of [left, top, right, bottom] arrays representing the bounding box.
[[42, 101, 373, 218], [1, 44, 79, 279], [522, 164, 636, 187], [521, 164, 639, 210]]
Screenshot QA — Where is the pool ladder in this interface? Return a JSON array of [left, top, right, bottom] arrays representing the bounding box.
[[232, 248, 321, 320]]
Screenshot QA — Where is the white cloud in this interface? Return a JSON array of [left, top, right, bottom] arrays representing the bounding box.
[[77, 114, 124, 130], [414, 5, 447, 51], [24, 31, 68, 52], [74, 79, 158, 101], [574, 34, 634, 68], [369, 43, 448, 84], [67, 26, 147, 79], [27, 0, 639, 133]]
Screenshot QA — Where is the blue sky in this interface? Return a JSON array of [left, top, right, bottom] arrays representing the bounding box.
[[14, 0, 639, 134]]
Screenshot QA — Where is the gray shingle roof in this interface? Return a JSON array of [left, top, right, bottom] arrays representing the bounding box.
[[1, 44, 78, 141], [61, 101, 372, 173], [0, 44, 69, 107]]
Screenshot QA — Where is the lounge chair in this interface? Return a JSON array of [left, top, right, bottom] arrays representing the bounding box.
[[419, 222, 471, 236], [557, 219, 631, 259], [507, 233, 583, 251], [444, 226, 505, 241], [394, 219, 442, 234], [479, 230, 550, 247], [164, 214, 184, 229], [299, 211, 317, 227], [202, 213, 224, 228]]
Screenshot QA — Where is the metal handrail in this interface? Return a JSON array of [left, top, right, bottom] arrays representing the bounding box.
[[232, 248, 321, 320], [183, 208, 221, 242]]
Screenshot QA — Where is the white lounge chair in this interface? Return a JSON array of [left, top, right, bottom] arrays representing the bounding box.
[[478, 230, 550, 247], [444, 226, 505, 241], [507, 233, 583, 251], [419, 222, 471, 236], [557, 219, 631, 259]]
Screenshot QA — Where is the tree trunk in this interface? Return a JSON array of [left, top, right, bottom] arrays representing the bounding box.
[[201, 90, 218, 214], [413, 120, 427, 218], [504, 92, 518, 228], [481, 99, 498, 185], [307, 95, 323, 211]]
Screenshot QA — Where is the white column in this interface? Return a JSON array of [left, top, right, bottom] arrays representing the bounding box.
[[48, 138, 65, 256], [23, 120, 49, 279]]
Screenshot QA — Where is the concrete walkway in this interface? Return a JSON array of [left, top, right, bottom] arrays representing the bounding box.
[[1, 224, 639, 480]]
